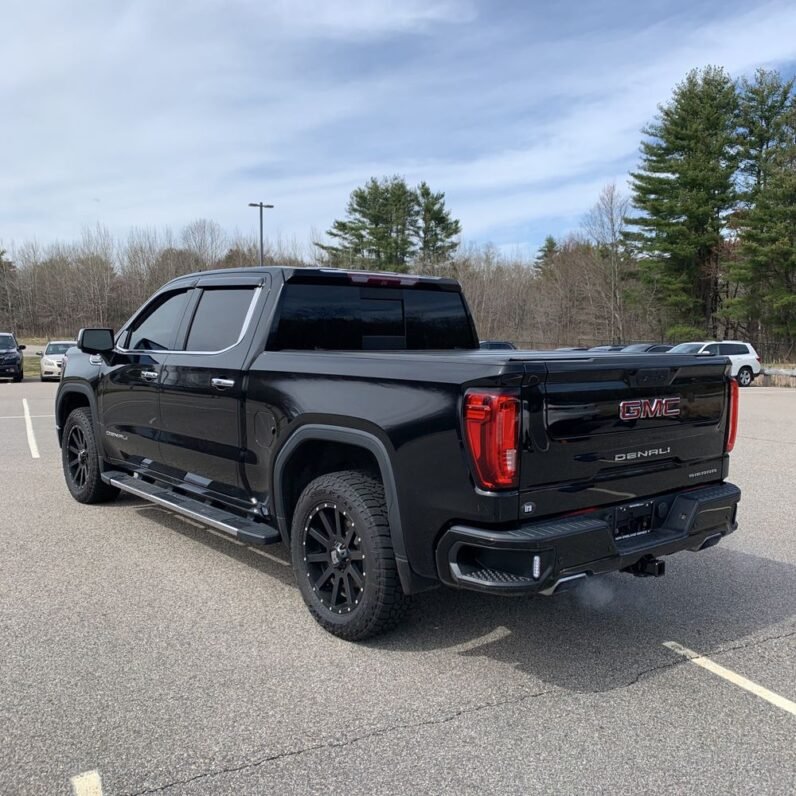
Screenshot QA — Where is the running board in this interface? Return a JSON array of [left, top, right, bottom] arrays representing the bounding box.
[[105, 470, 281, 545]]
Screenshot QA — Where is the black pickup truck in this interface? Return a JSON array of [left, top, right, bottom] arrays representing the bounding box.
[[56, 267, 741, 640]]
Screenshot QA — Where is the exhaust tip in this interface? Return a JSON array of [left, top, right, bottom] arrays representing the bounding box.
[[698, 533, 722, 551], [539, 572, 587, 596]]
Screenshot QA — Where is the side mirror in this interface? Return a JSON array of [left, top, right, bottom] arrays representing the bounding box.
[[18, 344, 26, 351], [36, 351, 43, 357], [78, 328, 115, 355]]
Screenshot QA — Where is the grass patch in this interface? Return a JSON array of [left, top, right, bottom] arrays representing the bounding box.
[[23, 357, 43, 378]]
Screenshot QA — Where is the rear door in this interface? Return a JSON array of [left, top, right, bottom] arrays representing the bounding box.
[[519, 355, 731, 517], [158, 276, 266, 504], [719, 342, 756, 376], [99, 288, 193, 468]]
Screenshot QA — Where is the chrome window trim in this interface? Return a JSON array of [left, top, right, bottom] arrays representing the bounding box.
[[116, 286, 263, 357]]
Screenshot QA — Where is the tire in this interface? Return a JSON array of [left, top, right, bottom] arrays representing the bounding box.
[[737, 367, 754, 387], [62, 408, 119, 504], [12, 368, 22, 383], [291, 470, 410, 641]]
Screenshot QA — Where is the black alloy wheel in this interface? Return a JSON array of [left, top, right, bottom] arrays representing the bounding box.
[[302, 502, 366, 615], [61, 408, 119, 504], [291, 470, 410, 640], [66, 424, 90, 491]]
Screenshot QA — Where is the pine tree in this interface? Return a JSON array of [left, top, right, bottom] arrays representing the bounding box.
[[317, 177, 460, 272], [737, 69, 795, 200], [317, 176, 419, 272], [534, 235, 558, 269], [737, 104, 796, 356], [625, 66, 738, 336], [414, 182, 461, 268]]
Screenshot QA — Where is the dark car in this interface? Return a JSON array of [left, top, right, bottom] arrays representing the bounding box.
[[56, 267, 741, 640], [621, 343, 673, 353], [479, 340, 517, 350], [0, 333, 25, 382]]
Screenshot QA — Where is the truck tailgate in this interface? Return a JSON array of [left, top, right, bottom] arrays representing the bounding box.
[[519, 355, 731, 518]]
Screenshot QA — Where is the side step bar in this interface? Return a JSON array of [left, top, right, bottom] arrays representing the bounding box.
[[105, 470, 281, 546]]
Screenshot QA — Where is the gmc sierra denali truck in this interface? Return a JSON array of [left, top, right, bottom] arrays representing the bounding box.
[[56, 267, 741, 640]]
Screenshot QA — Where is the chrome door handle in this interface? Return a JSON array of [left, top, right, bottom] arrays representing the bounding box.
[[140, 370, 159, 381], [211, 378, 235, 390]]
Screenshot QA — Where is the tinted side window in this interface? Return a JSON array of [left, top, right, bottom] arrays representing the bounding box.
[[720, 343, 748, 355], [703, 344, 720, 354], [186, 288, 255, 351], [129, 290, 191, 351], [268, 283, 476, 350]]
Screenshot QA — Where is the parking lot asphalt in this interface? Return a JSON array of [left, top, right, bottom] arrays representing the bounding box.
[[0, 381, 794, 795]]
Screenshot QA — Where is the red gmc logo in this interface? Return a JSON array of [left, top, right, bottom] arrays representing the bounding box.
[[619, 397, 681, 421]]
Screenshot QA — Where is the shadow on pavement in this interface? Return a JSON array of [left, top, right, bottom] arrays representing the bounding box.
[[107, 494, 796, 694], [375, 546, 796, 693]]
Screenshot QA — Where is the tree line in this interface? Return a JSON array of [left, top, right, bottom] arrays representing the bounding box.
[[1, 66, 793, 359]]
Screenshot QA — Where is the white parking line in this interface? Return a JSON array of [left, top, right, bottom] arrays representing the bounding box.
[[0, 414, 53, 419], [664, 641, 796, 716], [22, 399, 40, 459], [71, 769, 103, 796]]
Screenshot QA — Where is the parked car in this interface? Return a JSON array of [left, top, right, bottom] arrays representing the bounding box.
[[57, 267, 741, 640], [668, 341, 761, 386], [588, 344, 626, 352], [621, 343, 673, 353], [0, 333, 25, 382], [479, 340, 517, 350], [39, 340, 77, 381]]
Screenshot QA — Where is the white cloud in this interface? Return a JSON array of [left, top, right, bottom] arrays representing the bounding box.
[[2, 0, 796, 252]]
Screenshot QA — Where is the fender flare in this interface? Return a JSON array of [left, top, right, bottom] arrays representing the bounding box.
[[55, 383, 100, 446], [272, 424, 411, 586]]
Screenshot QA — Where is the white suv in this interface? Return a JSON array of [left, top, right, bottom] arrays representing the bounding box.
[[669, 341, 761, 386]]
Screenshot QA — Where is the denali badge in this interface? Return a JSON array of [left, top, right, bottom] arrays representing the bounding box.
[[619, 397, 680, 421], [615, 447, 671, 462]]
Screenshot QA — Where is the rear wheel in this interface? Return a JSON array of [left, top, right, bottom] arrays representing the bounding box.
[[62, 408, 119, 504], [291, 470, 410, 640], [737, 367, 753, 387]]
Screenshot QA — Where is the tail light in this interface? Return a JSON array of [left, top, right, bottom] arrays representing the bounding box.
[[726, 379, 739, 452], [463, 389, 520, 489]]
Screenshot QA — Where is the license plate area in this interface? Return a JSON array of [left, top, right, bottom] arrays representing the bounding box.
[[614, 500, 654, 540]]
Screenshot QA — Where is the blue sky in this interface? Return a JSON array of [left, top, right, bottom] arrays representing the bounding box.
[[3, 0, 796, 256]]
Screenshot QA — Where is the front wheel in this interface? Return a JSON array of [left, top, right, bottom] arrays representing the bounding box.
[[12, 368, 23, 383], [737, 367, 754, 387], [291, 470, 410, 641], [61, 408, 119, 504]]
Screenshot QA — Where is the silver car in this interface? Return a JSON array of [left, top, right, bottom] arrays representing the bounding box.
[[39, 340, 76, 381]]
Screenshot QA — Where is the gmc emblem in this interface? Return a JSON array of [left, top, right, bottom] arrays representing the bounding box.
[[619, 397, 680, 421]]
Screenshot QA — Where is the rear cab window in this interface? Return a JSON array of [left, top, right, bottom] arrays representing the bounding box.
[[185, 288, 256, 352], [267, 281, 478, 351]]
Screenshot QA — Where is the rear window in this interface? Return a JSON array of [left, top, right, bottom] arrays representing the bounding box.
[[186, 288, 255, 351], [268, 283, 477, 351], [719, 343, 750, 355]]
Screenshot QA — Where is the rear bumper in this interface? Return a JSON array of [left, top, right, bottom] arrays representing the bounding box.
[[435, 482, 741, 595]]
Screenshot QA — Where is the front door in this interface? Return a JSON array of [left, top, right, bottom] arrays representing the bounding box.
[[98, 288, 193, 468]]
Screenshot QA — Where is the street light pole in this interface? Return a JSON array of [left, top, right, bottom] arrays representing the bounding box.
[[248, 202, 274, 267]]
